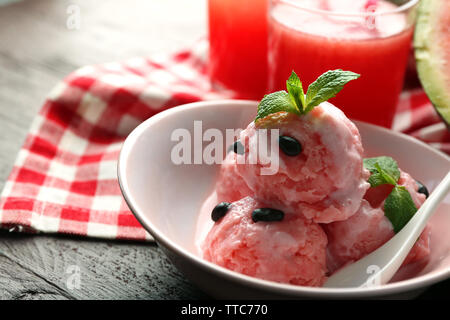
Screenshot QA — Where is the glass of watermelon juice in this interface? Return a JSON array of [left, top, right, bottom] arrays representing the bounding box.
[[208, 0, 269, 100], [268, 0, 419, 128]]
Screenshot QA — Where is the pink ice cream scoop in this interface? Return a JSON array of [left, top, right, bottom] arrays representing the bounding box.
[[202, 196, 328, 287], [235, 103, 370, 224], [215, 151, 253, 203], [325, 170, 430, 273]]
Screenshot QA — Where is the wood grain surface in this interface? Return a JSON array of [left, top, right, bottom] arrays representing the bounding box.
[[0, 0, 447, 300]]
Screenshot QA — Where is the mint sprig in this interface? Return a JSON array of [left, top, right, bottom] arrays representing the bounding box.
[[256, 91, 300, 122], [363, 156, 418, 233], [286, 71, 306, 111], [363, 156, 400, 187], [256, 69, 360, 122]]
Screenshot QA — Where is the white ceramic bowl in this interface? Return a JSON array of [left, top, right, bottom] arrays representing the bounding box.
[[118, 100, 450, 299]]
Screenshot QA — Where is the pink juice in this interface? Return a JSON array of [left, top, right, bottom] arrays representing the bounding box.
[[208, 0, 269, 100], [268, 0, 415, 128]]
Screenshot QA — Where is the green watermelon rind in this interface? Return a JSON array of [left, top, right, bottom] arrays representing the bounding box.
[[414, 0, 450, 126]]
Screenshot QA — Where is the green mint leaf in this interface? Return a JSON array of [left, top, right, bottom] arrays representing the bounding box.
[[305, 70, 360, 112], [286, 71, 305, 113], [367, 172, 389, 187], [254, 69, 359, 122], [384, 185, 418, 233], [374, 163, 398, 185], [364, 156, 400, 187], [365, 156, 418, 233], [255, 91, 300, 122]]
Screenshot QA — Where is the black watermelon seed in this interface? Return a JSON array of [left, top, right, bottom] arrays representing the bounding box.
[[279, 136, 302, 156], [252, 208, 285, 222], [211, 202, 232, 222], [416, 180, 429, 198], [231, 140, 245, 155]]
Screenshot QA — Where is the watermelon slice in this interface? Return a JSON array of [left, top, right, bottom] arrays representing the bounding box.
[[414, 0, 450, 127]]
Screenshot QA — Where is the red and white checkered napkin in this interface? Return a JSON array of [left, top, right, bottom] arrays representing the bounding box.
[[393, 89, 450, 154], [0, 41, 448, 241]]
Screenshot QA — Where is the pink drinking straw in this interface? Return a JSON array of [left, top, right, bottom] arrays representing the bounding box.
[[318, 0, 330, 11], [364, 0, 379, 30], [364, 0, 379, 10]]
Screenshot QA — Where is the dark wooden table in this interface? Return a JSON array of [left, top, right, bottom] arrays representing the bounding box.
[[0, 0, 447, 300]]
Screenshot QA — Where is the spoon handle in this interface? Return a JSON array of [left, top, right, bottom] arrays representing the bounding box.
[[376, 171, 450, 285], [324, 171, 450, 288]]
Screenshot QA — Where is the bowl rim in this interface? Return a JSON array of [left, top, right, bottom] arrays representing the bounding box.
[[118, 99, 450, 298]]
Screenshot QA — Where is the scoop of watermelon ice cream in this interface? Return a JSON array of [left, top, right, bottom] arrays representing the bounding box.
[[215, 151, 253, 203], [202, 196, 328, 287], [325, 170, 430, 273], [235, 102, 370, 223]]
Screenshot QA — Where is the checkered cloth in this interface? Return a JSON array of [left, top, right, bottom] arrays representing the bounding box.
[[0, 40, 448, 241]]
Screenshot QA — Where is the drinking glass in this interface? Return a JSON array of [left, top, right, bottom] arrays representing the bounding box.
[[268, 0, 419, 128], [208, 0, 269, 100]]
